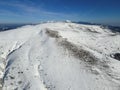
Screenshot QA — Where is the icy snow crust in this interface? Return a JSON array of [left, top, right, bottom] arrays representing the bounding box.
[[0, 22, 120, 90]]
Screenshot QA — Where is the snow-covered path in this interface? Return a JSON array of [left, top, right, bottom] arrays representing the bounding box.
[[0, 22, 120, 90]]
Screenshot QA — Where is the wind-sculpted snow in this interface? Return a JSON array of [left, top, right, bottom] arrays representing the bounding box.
[[0, 22, 120, 90]]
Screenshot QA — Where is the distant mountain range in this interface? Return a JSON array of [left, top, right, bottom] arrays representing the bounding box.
[[0, 22, 120, 32], [0, 24, 26, 31]]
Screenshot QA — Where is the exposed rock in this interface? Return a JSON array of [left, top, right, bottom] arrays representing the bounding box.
[[114, 53, 120, 61]]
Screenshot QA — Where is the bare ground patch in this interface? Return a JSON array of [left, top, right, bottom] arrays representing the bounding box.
[[46, 29, 101, 65]]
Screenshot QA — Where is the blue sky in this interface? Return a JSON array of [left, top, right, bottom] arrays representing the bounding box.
[[0, 0, 120, 26]]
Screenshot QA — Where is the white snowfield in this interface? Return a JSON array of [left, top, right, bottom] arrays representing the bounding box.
[[0, 22, 120, 90]]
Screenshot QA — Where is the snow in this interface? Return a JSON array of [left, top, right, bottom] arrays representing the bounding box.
[[0, 22, 120, 90]]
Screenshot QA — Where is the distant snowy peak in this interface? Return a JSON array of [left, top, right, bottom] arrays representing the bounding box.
[[46, 20, 72, 23], [65, 20, 72, 23]]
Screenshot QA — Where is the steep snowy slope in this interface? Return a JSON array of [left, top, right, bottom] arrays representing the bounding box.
[[0, 22, 120, 90]]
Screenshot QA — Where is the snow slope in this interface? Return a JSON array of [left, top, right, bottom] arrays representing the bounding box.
[[0, 22, 120, 90]]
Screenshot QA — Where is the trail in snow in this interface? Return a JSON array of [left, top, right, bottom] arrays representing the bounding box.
[[0, 22, 120, 90]]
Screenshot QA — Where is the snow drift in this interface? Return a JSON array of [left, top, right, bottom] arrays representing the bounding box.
[[0, 22, 120, 90]]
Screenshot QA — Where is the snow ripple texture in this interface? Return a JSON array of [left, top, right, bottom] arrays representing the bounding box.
[[0, 22, 120, 90]]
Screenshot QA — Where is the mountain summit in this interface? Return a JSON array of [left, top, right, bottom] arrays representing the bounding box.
[[0, 22, 120, 90]]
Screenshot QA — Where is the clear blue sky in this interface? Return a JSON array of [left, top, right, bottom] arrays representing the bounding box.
[[0, 0, 120, 26]]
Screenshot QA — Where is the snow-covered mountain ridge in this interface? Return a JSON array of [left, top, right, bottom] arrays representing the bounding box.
[[0, 22, 120, 90]]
